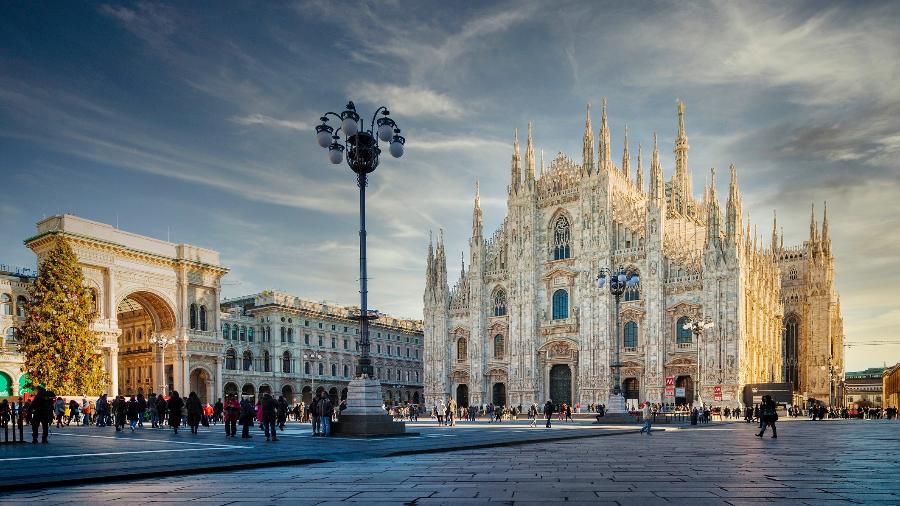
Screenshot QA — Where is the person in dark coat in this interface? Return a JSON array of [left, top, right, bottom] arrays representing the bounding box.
[[155, 394, 167, 427], [136, 393, 147, 428], [167, 391, 184, 434], [28, 387, 51, 443], [126, 396, 140, 432], [756, 395, 778, 439], [239, 397, 254, 438], [213, 398, 224, 425], [261, 393, 278, 441], [276, 395, 288, 431], [186, 392, 203, 434], [113, 395, 127, 431], [543, 400, 554, 428]]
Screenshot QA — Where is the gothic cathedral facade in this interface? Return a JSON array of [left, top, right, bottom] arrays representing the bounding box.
[[423, 101, 843, 410]]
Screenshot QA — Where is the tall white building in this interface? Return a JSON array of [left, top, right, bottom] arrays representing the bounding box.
[[424, 101, 842, 409]]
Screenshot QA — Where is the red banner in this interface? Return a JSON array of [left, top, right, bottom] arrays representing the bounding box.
[[665, 376, 675, 397], [714, 385, 722, 401]]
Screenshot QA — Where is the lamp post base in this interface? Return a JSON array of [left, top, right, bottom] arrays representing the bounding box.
[[332, 376, 410, 437], [605, 392, 628, 414]]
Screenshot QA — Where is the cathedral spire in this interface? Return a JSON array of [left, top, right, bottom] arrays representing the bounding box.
[[621, 125, 631, 180], [510, 128, 521, 195], [426, 231, 435, 293], [436, 229, 447, 291], [540, 148, 545, 178], [705, 167, 722, 251], [582, 103, 594, 174], [598, 97, 611, 171], [822, 201, 831, 255], [726, 164, 743, 244], [772, 210, 778, 253], [472, 180, 483, 238], [460, 251, 465, 278], [649, 133, 665, 203], [809, 203, 818, 243], [636, 142, 644, 192], [525, 122, 535, 188], [672, 100, 691, 214]]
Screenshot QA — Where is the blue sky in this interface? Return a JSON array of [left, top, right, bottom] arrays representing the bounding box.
[[1, 1, 898, 370]]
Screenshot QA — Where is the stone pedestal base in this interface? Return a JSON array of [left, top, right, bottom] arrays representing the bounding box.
[[605, 392, 628, 413], [592, 412, 640, 424], [331, 376, 410, 437]]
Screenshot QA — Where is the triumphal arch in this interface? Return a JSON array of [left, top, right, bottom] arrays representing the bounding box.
[[25, 215, 228, 400]]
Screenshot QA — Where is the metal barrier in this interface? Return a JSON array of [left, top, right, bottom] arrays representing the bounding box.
[[2, 400, 25, 444]]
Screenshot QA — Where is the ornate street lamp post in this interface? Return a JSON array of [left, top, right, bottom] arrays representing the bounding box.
[[683, 316, 714, 408], [314, 101, 407, 436], [596, 267, 639, 413], [149, 334, 176, 395]]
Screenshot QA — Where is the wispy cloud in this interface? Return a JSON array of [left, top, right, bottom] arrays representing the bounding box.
[[231, 113, 311, 131]]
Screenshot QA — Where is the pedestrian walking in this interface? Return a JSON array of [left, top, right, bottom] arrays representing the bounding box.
[[167, 391, 184, 434], [543, 400, 554, 428], [113, 395, 127, 431], [261, 393, 278, 441], [528, 403, 537, 427], [756, 395, 778, 439], [186, 392, 202, 434], [126, 396, 139, 432], [224, 395, 239, 437], [276, 395, 288, 431], [28, 387, 51, 443], [239, 397, 254, 438], [639, 402, 653, 435], [318, 392, 334, 437]]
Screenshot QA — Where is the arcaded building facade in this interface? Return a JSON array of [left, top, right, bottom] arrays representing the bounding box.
[[424, 101, 843, 409]]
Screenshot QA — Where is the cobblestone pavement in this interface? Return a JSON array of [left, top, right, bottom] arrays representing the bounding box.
[[0, 418, 651, 489], [1, 419, 897, 505]]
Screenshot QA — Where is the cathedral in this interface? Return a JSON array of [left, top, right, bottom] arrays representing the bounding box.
[[423, 101, 843, 410]]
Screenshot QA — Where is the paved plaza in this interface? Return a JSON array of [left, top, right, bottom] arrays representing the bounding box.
[[0, 418, 898, 504]]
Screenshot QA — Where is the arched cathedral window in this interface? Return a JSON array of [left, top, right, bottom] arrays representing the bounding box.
[[492, 289, 507, 317], [493, 334, 504, 359], [199, 305, 207, 331], [457, 338, 467, 361], [552, 215, 571, 260], [552, 289, 569, 320], [225, 349, 237, 370], [624, 321, 638, 349], [189, 304, 197, 329], [676, 316, 692, 344]]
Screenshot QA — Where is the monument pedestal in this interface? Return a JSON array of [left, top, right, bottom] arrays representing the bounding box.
[[592, 392, 639, 424], [331, 376, 411, 437]]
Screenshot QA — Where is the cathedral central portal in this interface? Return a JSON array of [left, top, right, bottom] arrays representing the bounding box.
[[549, 364, 572, 405]]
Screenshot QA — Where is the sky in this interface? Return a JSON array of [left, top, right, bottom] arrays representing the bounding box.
[[1, 1, 898, 371]]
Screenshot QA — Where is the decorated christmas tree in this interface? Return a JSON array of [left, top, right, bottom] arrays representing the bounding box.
[[18, 239, 108, 395]]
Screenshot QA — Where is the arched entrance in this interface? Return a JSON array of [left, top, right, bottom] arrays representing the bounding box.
[[492, 383, 507, 407], [549, 364, 572, 405], [675, 375, 694, 406], [0, 371, 12, 397], [241, 383, 255, 402], [281, 385, 294, 403], [116, 290, 177, 397], [259, 384, 272, 397], [456, 384, 469, 407], [413, 391, 420, 404], [301, 385, 312, 404], [189, 367, 212, 404], [224, 382, 238, 399], [623, 378, 640, 404]]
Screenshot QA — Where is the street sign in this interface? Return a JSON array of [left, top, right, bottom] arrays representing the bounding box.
[[714, 385, 722, 401], [665, 376, 675, 397]]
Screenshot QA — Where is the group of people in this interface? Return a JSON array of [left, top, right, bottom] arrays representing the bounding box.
[[13, 386, 351, 443]]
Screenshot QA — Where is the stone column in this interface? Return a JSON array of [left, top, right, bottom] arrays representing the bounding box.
[[181, 349, 190, 395], [215, 356, 223, 401], [109, 345, 119, 396]]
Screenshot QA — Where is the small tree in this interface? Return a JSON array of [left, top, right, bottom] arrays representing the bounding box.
[[19, 239, 108, 395]]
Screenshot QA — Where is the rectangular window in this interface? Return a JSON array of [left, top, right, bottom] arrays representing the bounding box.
[[304, 334, 310, 345], [318, 322, 323, 329], [331, 337, 336, 349], [343, 339, 348, 350], [304, 320, 309, 326], [387, 345, 392, 355], [343, 326, 348, 333], [377, 332, 381, 338], [377, 344, 381, 354], [331, 324, 336, 331], [415, 349, 419, 359], [318, 336, 323, 347], [406, 348, 410, 357]]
